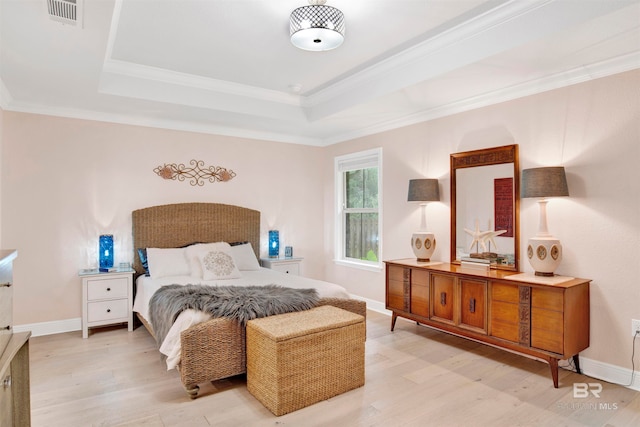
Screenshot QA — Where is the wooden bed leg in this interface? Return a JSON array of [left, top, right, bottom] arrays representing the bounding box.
[[391, 312, 397, 331], [185, 384, 199, 399], [549, 358, 559, 388]]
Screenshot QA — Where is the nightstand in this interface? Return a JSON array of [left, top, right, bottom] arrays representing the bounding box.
[[79, 268, 134, 339], [260, 257, 303, 276]]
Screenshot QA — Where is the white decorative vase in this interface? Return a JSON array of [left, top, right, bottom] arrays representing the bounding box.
[[527, 236, 562, 276], [411, 232, 436, 262]]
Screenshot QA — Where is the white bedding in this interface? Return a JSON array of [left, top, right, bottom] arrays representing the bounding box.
[[132, 268, 352, 369]]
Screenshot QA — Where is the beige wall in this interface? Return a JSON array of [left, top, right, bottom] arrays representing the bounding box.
[[1, 69, 638, 376], [1, 114, 325, 325], [322, 69, 640, 370]]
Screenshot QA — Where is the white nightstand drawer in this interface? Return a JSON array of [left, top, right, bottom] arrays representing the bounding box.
[[87, 299, 129, 323], [271, 263, 300, 275], [87, 277, 128, 301]]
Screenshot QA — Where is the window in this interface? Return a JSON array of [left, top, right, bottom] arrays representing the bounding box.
[[335, 148, 382, 270]]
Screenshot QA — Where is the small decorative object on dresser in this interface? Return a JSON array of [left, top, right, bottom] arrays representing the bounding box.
[[521, 166, 570, 276], [284, 246, 293, 258], [407, 178, 440, 261], [79, 267, 135, 338], [260, 257, 303, 276]]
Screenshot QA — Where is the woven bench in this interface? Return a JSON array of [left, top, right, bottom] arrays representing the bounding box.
[[246, 305, 365, 416]]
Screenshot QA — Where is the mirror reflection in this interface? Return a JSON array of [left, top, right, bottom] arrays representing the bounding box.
[[450, 144, 519, 271], [455, 164, 515, 266]]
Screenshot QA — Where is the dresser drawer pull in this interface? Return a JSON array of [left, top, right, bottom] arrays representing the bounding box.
[[0, 282, 11, 287], [2, 375, 11, 389], [2, 325, 10, 331], [106, 309, 111, 313], [440, 292, 446, 306], [469, 298, 476, 313], [107, 288, 111, 291]]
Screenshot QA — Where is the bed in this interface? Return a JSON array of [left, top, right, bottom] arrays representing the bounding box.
[[131, 202, 366, 398]]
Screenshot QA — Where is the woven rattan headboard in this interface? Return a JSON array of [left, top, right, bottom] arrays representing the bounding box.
[[132, 203, 260, 278]]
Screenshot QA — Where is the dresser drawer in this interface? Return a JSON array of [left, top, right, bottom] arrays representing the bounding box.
[[87, 299, 129, 323], [86, 277, 129, 301]]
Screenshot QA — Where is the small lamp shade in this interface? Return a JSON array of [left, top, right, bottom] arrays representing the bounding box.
[[407, 179, 440, 202], [99, 234, 114, 271], [521, 166, 569, 276], [521, 167, 569, 198], [268, 230, 280, 258]]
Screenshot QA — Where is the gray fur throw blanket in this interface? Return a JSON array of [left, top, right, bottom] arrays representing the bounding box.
[[149, 284, 319, 347]]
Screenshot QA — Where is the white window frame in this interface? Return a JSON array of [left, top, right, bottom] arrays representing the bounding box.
[[334, 148, 383, 272]]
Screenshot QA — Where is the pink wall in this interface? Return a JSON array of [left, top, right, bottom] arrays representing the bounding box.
[[1, 69, 639, 378], [1, 114, 325, 325], [322, 70, 640, 370]]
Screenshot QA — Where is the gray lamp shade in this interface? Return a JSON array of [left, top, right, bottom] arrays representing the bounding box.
[[521, 167, 569, 198], [408, 179, 440, 202]]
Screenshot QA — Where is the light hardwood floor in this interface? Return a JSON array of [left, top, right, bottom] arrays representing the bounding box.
[[29, 310, 640, 427]]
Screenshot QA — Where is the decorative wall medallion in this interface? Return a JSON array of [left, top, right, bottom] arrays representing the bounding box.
[[536, 245, 547, 260], [154, 159, 236, 186], [550, 245, 560, 260], [527, 245, 533, 259]]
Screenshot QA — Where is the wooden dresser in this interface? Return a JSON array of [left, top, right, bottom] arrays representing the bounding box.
[[0, 250, 31, 426], [385, 259, 590, 388]]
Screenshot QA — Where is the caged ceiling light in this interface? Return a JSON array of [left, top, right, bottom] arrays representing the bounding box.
[[290, 0, 345, 51]]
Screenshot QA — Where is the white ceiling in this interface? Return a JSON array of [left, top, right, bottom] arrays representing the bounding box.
[[1, 0, 639, 146]]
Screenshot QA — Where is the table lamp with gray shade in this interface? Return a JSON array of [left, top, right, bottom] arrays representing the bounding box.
[[408, 179, 440, 261], [521, 167, 569, 276]]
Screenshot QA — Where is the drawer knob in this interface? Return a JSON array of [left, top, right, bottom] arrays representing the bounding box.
[[107, 287, 111, 291], [2, 375, 11, 389], [0, 282, 11, 287], [106, 309, 111, 313], [2, 325, 10, 331]]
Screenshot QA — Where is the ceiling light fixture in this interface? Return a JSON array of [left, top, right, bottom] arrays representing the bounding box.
[[290, 0, 345, 51]]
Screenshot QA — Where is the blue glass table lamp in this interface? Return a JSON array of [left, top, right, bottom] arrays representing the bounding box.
[[99, 234, 114, 271], [268, 230, 279, 258]]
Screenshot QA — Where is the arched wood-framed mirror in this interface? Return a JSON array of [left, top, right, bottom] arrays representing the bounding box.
[[450, 144, 520, 271]]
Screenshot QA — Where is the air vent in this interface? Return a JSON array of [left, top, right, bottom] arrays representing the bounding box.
[[47, 0, 83, 27]]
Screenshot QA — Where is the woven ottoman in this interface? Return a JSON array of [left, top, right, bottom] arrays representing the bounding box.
[[246, 305, 365, 416]]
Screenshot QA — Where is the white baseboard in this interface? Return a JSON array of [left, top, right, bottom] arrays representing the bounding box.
[[14, 318, 81, 337], [578, 357, 640, 391], [16, 303, 640, 392]]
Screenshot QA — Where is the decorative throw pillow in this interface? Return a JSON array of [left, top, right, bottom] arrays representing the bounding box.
[[199, 250, 242, 280], [137, 248, 150, 276], [229, 242, 261, 270], [146, 247, 190, 279], [185, 242, 231, 277]]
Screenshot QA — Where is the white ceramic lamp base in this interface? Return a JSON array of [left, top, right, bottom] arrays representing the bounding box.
[[411, 232, 436, 262], [527, 236, 562, 276]]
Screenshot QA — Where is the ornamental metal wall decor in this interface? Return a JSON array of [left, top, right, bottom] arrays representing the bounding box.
[[154, 159, 236, 186]]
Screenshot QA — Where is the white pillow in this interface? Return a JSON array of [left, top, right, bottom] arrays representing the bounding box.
[[146, 247, 190, 279], [230, 242, 261, 270], [185, 242, 231, 278], [198, 249, 242, 280]]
